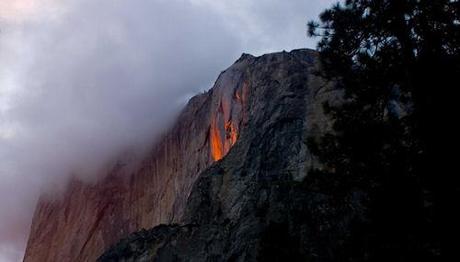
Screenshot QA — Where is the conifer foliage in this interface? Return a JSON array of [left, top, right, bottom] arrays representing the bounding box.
[[308, 1, 459, 260]]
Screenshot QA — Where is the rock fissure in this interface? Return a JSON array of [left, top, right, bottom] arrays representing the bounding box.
[[78, 201, 111, 259]]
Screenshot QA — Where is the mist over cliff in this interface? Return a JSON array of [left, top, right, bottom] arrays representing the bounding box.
[[0, 1, 336, 260], [0, 2, 235, 260]]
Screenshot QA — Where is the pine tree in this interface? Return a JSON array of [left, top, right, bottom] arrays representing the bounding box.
[[307, 0, 459, 260]]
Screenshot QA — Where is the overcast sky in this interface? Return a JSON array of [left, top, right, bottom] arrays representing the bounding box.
[[0, 0, 336, 261]]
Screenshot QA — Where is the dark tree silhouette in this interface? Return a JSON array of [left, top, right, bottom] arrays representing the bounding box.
[[307, 0, 459, 260]]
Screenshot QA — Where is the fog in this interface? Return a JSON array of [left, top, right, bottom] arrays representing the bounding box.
[[0, 0, 335, 260]]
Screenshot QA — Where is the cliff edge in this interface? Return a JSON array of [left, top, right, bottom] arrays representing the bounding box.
[[24, 49, 336, 261]]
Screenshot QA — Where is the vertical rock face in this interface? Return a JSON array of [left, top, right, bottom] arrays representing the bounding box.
[[97, 49, 341, 262], [23, 54, 253, 262], [24, 49, 334, 261]]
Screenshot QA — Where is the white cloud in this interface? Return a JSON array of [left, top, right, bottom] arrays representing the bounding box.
[[188, 0, 335, 54], [0, 0, 63, 23]]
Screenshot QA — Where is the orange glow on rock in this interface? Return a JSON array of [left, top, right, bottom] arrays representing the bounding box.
[[225, 121, 238, 145], [209, 84, 248, 162], [210, 118, 239, 162], [210, 119, 224, 161]]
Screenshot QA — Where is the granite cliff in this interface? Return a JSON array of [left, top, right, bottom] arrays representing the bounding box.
[[24, 49, 339, 261]]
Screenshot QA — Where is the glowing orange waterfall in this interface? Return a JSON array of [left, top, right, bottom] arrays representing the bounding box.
[[210, 118, 224, 161], [209, 83, 247, 162], [209, 117, 240, 162]]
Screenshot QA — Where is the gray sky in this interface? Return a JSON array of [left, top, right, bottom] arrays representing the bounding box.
[[0, 0, 336, 261]]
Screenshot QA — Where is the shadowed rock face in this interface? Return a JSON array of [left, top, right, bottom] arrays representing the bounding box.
[[97, 49, 344, 262], [25, 49, 337, 262]]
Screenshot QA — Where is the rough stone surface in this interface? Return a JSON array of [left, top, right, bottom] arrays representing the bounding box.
[[24, 52, 254, 262], [25, 49, 339, 261], [97, 49, 347, 262]]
